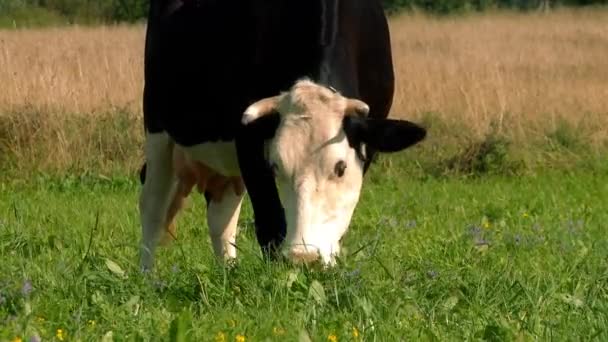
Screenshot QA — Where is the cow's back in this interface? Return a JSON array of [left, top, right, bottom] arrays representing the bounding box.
[[143, 0, 394, 146], [144, 1, 258, 145]]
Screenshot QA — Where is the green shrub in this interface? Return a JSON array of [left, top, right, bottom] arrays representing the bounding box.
[[546, 119, 586, 151], [383, 0, 608, 15], [444, 128, 521, 176], [0, 6, 66, 28]]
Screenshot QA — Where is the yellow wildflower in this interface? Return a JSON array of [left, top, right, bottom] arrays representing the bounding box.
[[56, 328, 66, 341], [235, 334, 246, 342], [88, 319, 96, 327], [327, 333, 338, 342], [215, 331, 226, 342], [11, 337, 22, 342], [273, 327, 286, 336], [522, 212, 529, 218], [352, 327, 360, 338], [482, 221, 491, 229]]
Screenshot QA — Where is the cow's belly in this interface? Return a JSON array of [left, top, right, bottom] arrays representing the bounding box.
[[180, 141, 241, 177], [174, 142, 245, 202]]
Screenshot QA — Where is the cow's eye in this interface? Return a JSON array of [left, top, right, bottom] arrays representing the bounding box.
[[334, 160, 347, 178]]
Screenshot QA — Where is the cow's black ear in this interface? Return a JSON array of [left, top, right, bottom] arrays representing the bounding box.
[[343, 116, 426, 153]]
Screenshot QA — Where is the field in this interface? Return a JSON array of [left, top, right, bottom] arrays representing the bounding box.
[[1, 8, 608, 341]]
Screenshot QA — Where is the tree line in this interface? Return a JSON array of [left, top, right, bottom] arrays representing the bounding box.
[[383, 0, 606, 14], [1, 0, 606, 27]]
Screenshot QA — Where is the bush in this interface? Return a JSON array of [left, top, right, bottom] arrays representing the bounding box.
[[383, 0, 608, 14], [444, 129, 521, 176], [1, 0, 608, 27], [546, 119, 586, 151], [0, 6, 66, 28], [0, 0, 147, 27]]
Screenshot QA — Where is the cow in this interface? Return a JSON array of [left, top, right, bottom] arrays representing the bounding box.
[[139, 0, 427, 270]]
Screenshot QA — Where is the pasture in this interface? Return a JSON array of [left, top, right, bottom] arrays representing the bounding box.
[[1, 8, 608, 341]]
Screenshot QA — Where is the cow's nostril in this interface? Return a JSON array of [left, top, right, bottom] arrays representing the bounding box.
[[288, 248, 321, 264]]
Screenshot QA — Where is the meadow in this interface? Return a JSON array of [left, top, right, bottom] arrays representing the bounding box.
[[1, 8, 608, 341]]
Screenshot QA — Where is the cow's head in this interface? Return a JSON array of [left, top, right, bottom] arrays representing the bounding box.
[[242, 79, 426, 265]]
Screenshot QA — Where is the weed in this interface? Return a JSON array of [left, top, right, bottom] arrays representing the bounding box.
[[2, 163, 608, 340], [547, 118, 586, 151], [1, 10, 608, 174], [443, 129, 520, 176]]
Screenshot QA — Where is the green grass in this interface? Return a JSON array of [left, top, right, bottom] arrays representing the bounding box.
[[1, 160, 608, 341]]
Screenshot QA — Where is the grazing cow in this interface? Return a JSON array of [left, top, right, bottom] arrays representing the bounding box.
[[139, 0, 427, 269]]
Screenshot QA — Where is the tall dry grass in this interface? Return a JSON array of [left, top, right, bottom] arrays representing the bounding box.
[[390, 9, 608, 146], [0, 24, 143, 114], [0, 9, 607, 173], [0, 24, 144, 172]]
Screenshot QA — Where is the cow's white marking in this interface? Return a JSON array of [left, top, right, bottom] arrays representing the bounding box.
[[140, 134, 246, 269], [180, 141, 246, 260], [140, 132, 178, 270], [143, 80, 416, 268], [246, 80, 367, 265], [172, 140, 246, 262], [207, 186, 245, 260], [182, 141, 241, 177], [276, 123, 364, 265]]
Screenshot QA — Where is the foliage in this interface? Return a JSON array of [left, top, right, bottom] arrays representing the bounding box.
[[0, 0, 148, 27], [443, 130, 521, 176], [2, 0, 608, 27], [383, 0, 608, 14], [1, 166, 607, 340]]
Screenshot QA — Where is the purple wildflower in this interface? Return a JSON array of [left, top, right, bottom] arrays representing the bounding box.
[[468, 225, 482, 237], [153, 279, 168, 290], [21, 280, 33, 297], [427, 270, 438, 279], [406, 220, 417, 229], [467, 225, 490, 246], [567, 219, 584, 235], [171, 264, 180, 274], [347, 269, 361, 279], [0, 293, 6, 305], [514, 234, 522, 245], [72, 311, 82, 323], [475, 238, 490, 246], [380, 216, 398, 228], [29, 334, 42, 342]]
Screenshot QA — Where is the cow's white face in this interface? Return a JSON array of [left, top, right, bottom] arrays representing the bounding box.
[[243, 80, 426, 265]]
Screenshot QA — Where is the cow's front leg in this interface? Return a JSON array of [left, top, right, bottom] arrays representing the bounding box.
[[206, 187, 245, 261], [139, 132, 176, 271]]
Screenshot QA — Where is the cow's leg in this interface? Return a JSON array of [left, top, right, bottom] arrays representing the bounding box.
[[160, 179, 195, 245], [139, 132, 176, 271], [206, 188, 245, 261]]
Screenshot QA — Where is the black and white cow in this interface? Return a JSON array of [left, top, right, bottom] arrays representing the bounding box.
[[139, 0, 427, 269]]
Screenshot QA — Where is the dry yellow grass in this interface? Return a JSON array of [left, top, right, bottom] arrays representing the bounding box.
[[0, 24, 144, 114], [0, 9, 607, 172], [390, 9, 608, 145]]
